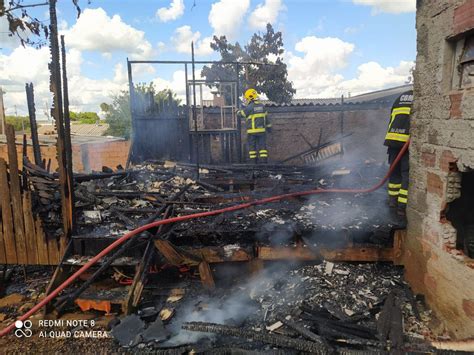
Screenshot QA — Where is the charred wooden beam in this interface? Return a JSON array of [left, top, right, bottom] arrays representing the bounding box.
[[376, 291, 404, 349], [54, 236, 137, 313], [257, 246, 394, 262], [198, 261, 215, 290], [25, 82, 42, 167], [280, 318, 330, 350], [182, 322, 327, 353], [60, 34, 76, 235], [5, 125, 27, 264], [49, 0, 72, 254]]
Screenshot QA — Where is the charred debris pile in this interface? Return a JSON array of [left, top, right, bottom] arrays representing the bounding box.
[[26, 159, 429, 353], [70, 160, 403, 247]]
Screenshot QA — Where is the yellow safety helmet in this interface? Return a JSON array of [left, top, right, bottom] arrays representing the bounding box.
[[244, 88, 259, 102]]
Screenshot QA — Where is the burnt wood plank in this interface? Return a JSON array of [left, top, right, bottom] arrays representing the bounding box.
[[6, 125, 27, 264], [23, 192, 38, 264], [198, 261, 215, 290], [257, 246, 394, 262], [0, 158, 17, 264], [35, 219, 50, 265], [47, 236, 61, 265], [0, 219, 6, 264], [154, 239, 188, 266]]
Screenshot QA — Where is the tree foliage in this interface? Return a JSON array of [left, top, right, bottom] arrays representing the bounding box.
[[70, 111, 100, 124], [201, 23, 295, 104], [102, 84, 181, 139], [5, 115, 31, 132]]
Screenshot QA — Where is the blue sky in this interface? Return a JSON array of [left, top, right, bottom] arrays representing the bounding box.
[[0, 0, 416, 117]]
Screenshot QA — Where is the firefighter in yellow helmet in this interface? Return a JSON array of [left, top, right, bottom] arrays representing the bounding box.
[[238, 88, 271, 163]]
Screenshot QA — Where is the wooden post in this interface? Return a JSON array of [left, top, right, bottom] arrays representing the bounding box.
[[6, 125, 28, 264], [49, 0, 72, 256], [0, 158, 17, 264], [0, 87, 6, 135]]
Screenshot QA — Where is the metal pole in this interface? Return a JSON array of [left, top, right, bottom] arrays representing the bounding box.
[[185, 63, 194, 162], [235, 63, 242, 162], [126, 58, 135, 167], [340, 94, 345, 157], [191, 42, 200, 180]]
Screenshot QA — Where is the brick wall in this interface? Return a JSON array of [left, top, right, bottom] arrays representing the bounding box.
[[0, 139, 130, 173], [405, 0, 474, 338], [204, 105, 392, 163]]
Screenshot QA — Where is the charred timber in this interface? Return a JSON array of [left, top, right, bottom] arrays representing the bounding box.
[[182, 322, 327, 353], [280, 317, 330, 350], [25, 83, 42, 167]]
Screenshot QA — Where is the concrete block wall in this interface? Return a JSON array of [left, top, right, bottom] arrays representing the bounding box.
[[405, 0, 474, 338]]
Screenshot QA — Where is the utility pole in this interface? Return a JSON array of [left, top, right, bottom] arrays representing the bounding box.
[[0, 87, 5, 135]]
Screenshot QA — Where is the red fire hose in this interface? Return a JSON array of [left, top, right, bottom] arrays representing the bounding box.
[[0, 140, 410, 337]]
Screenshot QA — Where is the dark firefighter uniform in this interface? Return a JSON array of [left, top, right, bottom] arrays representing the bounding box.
[[384, 90, 413, 213], [239, 95, 271, 163]]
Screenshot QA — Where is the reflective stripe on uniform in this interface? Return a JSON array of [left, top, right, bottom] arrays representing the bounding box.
[[385, 132, 409, 142], [249, 150, 257, 158], [399, 189, 408, 196], [247, 127, 266, 134], [388, 183, 401, 189], [385, 106, 411, 142], [398, 196, 408, 204], [247, 112, 267, 133], [388, 190, 399, 196]]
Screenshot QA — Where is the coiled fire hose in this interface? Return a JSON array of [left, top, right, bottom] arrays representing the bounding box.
[[0, 139, 410, 337]]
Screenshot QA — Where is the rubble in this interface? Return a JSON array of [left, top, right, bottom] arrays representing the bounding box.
[[0, 161, 434, 353]]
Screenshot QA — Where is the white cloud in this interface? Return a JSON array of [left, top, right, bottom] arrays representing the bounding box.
[[208, 0, 251, 40], [344, 24, 365, 35], [248, 0, 284, 30], [332, 60, 414, 96], [0, 45, 127, 118], [156, 0, 185, 22], [64, 8, 154, 59], [151, 70, 213, 102], [171, 26, 213, 56], [352, 0, 415, 14], [285, 35, 413, 98]]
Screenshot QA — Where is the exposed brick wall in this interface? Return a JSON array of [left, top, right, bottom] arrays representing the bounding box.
[[0, 139, 130, 173], [204, 105, 392, 163], [405, 0, 474, 338], [453, 0, 474, 36]]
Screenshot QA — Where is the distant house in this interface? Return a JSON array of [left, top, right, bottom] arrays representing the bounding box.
[[37, 122, 110, 137]]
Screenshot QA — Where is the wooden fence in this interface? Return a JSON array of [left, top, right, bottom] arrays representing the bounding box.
[[0, 125, 61, 265]]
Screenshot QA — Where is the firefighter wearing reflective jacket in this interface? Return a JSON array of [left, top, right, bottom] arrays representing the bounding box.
[[384, 90, 413, 216], [238, 88, 271, 163]]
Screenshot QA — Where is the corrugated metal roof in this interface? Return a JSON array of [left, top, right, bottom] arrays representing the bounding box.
[[38, 123, 110, 136], [261, 84, 413, 107]]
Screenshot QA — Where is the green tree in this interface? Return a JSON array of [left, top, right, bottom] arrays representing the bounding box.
[[102, 85, 181, 139], [70, 111, 100, 124], [201, 23, 295, 104], [5, 116, 31, 132]]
